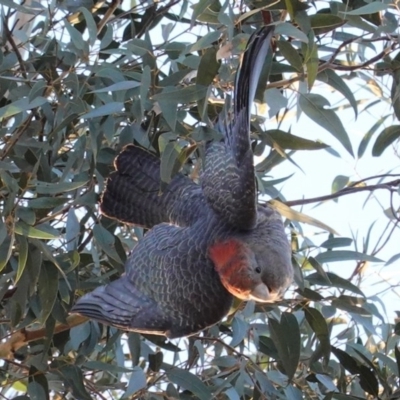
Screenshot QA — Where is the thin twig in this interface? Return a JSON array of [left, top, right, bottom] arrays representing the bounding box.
[[285, 179, 400, 207]]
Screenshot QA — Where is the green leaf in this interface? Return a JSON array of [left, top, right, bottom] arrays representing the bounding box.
[[79, 6, 98, 47], [258, 335, 279, 358], [331, 175, 349, 202], [164, 42, 186, 60], [306, 31, 318, 89], [124, 367, 147, 397], [197, 47, 220, 121], [331, 346, 378, 396], [395, 346, 400, 376], [307, 272, 365, 296], [0, 218, 7, 246], [16, 207, 36, 225], [159, 142, 196, 189], [191, 0, 221, 26], [66, 209, 80, 252], [64, 20, 86, 50], [342, 2, 388, 15], [269, 312, 300, 380], [284, 0, 310, 19], [230, 316, 248, 347], [90, 80, 141, 93], [128, 39, 152, 56], [316, 250, 382, 263], [28, 197, 69, 209], [28, 366, 49, 400], [149, 351, 164, 373], [357, 115, 390, 158], [317, 69, 358, 117], [154, 85, 208, 103], [58, 365, 92, 400], [35, 180, 87, 194], [93, 224, 123, 264], [304, 307, 330, 360], [167, 369, 213, 400], [0, 97, 47, 120], [190, 31, 221, 52], [0, 236, 14, 273], [265, 129, 328, 150], [38, 262, 59, 323], [158, 89, 178, 131], [310, 14, 345, 34], [14, 221, 60, 239], [15, 234, 28, 283], [269, 200, 339, 235], [277, 40, 303, 72], [320, 237, 353, 248], [308, 257, 331, 284], [299, 93, 353, 156], [196, 47, 220, 87], [82, 102, 124, 119], [275, 22, 309, 43], [83, 361, 131, 373], [372, 125, 400, 156]]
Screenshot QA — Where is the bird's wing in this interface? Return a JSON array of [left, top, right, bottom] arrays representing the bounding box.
[[72, 222, 233, 338], [101, 145, 207, 228], [202, 26, 275, 230]]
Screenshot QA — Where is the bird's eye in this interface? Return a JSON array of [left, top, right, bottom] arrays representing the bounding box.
[[255, 266, 261, 273]]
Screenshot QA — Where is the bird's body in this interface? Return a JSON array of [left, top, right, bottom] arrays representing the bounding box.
[[72, 25, 293, 338]]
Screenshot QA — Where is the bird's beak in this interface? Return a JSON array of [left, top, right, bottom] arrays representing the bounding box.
[[249, 283, 281, 303]]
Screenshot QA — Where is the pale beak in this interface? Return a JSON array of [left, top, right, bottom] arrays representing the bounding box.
[[249, 283, 282, 303]]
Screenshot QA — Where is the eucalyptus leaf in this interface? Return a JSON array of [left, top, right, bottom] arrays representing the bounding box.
[[372, 125, 400, 156], [299, 93, 353, 156]]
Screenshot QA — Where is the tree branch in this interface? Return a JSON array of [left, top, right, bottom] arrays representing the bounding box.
[[285, 179, 400, 207], [0, 314, 88, 360]]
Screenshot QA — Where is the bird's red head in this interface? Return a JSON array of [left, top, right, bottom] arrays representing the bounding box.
[[209, 239, 270, 301]]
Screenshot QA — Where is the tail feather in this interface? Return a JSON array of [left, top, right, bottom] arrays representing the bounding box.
[[71, 279, 142, 328], [202, 26, 275, 230], [100, 145, 206, 228], [71, 277, 179, 336]]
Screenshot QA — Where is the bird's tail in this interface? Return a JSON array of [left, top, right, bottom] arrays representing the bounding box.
[[71, 278, 140, 329], [100, 145, 203, 228], [71, 277, 172, 336]]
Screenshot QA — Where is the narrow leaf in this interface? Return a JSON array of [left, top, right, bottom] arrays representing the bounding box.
[[277, 40, 303, 72], [82, 102, 124, 119], [167, 369, 212, 400], [38, 262, 59, 323], [35, 181, 87, 194], [307, 272, 365, 296], [15, 234, 28, 283], [299, 93, 353, 156], [372, 125, 400, 156], [315, 250, 383, 263], [304, 307, 330, 360], [14, 221, 60, 239], [317, 69, 357, 117], [154, 85, 208, 103], [269, 312, 300, 380], [342, 3, 388, 15], [90, 81, 141, 93], [265, 129, 328, 150], [269, 200, 339, 235]]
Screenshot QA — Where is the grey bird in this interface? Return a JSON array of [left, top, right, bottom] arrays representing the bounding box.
[[71, 25, 293, 338]]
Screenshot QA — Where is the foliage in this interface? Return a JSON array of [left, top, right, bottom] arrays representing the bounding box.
[[0, 0, 399, 399]]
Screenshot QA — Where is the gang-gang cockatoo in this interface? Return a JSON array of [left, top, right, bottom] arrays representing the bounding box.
[[72, 25, 293, 338]]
